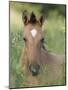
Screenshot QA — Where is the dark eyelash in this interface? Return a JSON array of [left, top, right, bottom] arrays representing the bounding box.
[[23, 37, 27, 41], [41, 38, 44, 43]]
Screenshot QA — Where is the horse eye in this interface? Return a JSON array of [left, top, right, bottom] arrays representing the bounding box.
[[41, 38, 44, 43], [23, 37, 27, 42]]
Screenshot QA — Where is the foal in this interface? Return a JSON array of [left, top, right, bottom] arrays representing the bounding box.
[[20, 11, 65, 87]]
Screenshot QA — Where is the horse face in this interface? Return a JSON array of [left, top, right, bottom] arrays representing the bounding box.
[[22, 11, 44, 76]]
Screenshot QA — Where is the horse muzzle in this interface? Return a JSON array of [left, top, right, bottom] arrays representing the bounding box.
[[29, 64, 40, 76]]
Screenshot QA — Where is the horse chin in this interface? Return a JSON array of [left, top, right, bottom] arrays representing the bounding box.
[[32, 71, 39, 76]]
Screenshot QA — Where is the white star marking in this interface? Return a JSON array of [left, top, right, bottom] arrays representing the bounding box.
[[31, 29, 37, 38]]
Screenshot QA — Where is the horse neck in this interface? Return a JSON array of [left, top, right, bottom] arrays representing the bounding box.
[[41, 48, 65, 65], [40, 49, 50, 64]]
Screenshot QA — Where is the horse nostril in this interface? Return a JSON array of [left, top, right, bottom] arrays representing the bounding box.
[[29, 64, 40, 76]]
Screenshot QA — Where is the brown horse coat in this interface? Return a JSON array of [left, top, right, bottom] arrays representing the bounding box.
[[20, 48, 65, 87], [20, 11, 65, 87]]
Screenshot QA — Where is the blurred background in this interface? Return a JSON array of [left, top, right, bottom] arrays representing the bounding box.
[[9, 1, 66, 88]]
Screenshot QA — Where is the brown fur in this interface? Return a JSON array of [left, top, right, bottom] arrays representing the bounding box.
[[20, 48, 65, 87], [20, 11, 65, 87]]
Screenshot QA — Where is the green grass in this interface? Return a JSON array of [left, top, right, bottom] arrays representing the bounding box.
[[10, 10, 65, 88]]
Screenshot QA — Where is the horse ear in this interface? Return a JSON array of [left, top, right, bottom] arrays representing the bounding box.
[[39, 16, 45, 26], [22, 10, 29, 25]]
